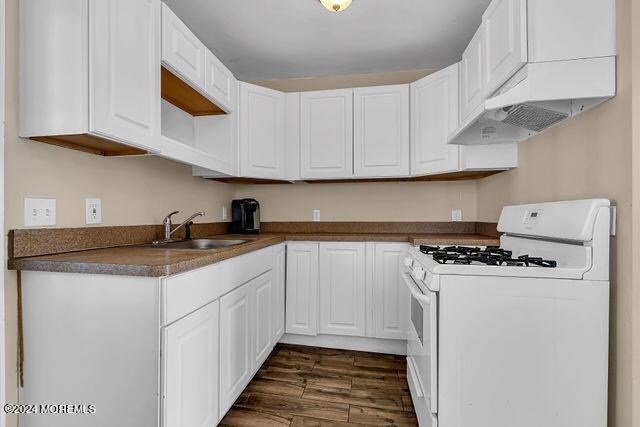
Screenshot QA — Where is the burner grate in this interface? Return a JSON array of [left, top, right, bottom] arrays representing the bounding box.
[[419, 245, 557, 268]]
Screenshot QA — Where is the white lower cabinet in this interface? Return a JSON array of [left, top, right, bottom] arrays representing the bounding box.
[[252, 272, 274, 369], [285, 241, 409, 344], [219, 281, 253, 415], [273, 244, 286, 342], [319, 242, 367, 337], [286, 243, 320, 336], [162, 300, 219, 427], [371, 243, 410, 340]]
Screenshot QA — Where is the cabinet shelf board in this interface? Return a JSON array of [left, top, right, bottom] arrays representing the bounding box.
[[30, 134, 148, 156], [304, 170, 504, 184], [206, 170, 504, 185], [207, 177, 294, 185], [161, 67, 226, 117]]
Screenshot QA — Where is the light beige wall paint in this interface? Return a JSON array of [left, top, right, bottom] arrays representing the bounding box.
[[631, 0, 640, 424], [477, 0, 633, 425], [235, 181, 478, 222], [3, 0, 234, 424], [251, 69, 432, 92]]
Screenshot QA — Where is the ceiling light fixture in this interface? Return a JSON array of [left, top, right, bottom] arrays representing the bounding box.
[[319, 0, 352, 13]]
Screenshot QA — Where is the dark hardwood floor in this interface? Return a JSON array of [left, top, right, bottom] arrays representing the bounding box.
[[220, 343, 418, 426]]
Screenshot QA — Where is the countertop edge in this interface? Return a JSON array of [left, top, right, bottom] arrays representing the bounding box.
[[10, 234, 499, 277]]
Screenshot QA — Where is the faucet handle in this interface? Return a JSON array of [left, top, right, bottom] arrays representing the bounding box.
[[164, 211, 180, 224]]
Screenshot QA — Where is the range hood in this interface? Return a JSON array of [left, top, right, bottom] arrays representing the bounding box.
[[448, 56, 616, 145]]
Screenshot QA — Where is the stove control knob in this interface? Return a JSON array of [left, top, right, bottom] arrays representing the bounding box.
[[403, 257, 414, 268], [412, 266, 426, 281]]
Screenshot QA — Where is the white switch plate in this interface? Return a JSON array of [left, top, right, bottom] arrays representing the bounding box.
[[85, 198, 102, 224], [313, 210, 321, 222], [451, 209, 463, 222], [222, 206, 228, 221], [24, 198, 56, 227]]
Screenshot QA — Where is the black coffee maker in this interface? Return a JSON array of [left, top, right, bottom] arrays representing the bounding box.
[[230, 199, 260, 234]]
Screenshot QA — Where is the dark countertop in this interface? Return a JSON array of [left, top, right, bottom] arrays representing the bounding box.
[[9, 233, 500, 277]]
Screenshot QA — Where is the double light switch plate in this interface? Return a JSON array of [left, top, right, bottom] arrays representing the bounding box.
[[24, 198, 56, 227]]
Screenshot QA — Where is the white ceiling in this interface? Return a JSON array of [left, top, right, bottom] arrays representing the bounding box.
[[163, 0, 491, 80]]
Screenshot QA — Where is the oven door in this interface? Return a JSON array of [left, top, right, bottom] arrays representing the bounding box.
[[402, 271, 438, 413]]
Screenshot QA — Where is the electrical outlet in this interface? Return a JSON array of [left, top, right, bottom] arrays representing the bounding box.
[[313, 210, 321, 222], [24, 198, 56, 227], [222, 206, 228, 221], [85, 198, 102, 224], [451, 209, 463, 222]]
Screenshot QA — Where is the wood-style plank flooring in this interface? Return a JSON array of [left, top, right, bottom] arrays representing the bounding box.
[[220, 343, 418, 426]]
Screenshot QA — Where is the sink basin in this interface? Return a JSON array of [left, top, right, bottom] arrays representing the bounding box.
[[153, 239, 249, 250]]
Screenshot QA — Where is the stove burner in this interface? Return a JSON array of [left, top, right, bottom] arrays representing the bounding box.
[[419, 245, 557, 268]]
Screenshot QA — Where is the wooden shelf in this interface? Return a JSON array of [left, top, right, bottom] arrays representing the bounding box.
[[161, 67, 226, 116], [208, 177, 294, 185], [30, 134, 148, 156], [304, 170, 504, 184], [208, 170, 505, 185]]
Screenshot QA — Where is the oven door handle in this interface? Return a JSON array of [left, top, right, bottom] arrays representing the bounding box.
[[402, 272, 431, 305]]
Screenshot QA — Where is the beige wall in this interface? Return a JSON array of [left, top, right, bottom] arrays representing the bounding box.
[[251, 69, 432, 92], [477, 0, 634, 425], [631, 0, 640, 424], [235, 181, 478, 222]]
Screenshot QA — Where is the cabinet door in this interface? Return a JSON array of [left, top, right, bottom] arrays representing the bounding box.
[[252, 272, 273, 370], [91, 0, 161, 152], [272, 244, 286, 342], [300, 89, 353, 179], [162, 300, 219, 427], [411, 63, 460, 176], [286, 243, 319, 336], [483, 0, 527, 96], [372, 243, 410, 340], [161, 3, 205, 89], [220, 283, 252, 414], [354, 85, 410, 178], [239, 83, 286, 179], [204, 49, 237, 113], [319, 243, 366, 337], [460, 25, 485, 125]]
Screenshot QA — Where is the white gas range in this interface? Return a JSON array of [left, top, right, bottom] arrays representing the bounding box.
[[402, 199, 613, 427]]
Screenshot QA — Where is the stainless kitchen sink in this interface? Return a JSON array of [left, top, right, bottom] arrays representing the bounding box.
[[151, 239, 249, 250]]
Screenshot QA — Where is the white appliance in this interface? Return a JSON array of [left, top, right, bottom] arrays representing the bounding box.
[[403, 199, 612, 427], [449, 0, 616, 146]]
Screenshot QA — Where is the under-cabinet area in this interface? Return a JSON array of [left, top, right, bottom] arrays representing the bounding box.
[[18, 241, 413, 427]]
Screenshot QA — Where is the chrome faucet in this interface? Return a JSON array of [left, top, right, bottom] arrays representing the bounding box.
[[155, 211, 205, 245]]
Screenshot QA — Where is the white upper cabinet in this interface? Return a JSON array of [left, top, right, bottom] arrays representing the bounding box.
[[161, 3, 205, 89], [483, 0, 528, 97], [162, 300, 219, 427], [460, 25, 485, 126], [411, 64, 460, 176], [319, 243, 366, 337], [353, 85, 410, 178], [286, 243, 319, 336], [239, 83, 287, 180], [300, 89, 354, 179], [20, 0, 162, 154], [92, 0, 161, 150], [204, 50, 237, 113]]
